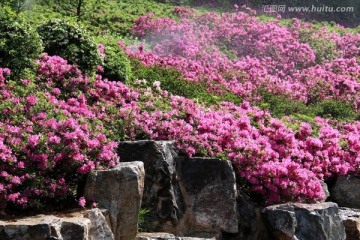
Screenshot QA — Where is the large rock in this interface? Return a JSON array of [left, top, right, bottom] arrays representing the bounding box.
[[175, 157, 238, 235], [262, 202, 346, 240], [84, 161, 145, 240], [0, 208, 113, 240], [331, 175, 360, 208], [118, 140, 184, 231], [339, 208, 360, 240]]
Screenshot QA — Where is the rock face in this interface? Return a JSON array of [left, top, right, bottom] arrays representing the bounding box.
[[0, 208, 113, 240], [223, 191, 272, 240], [339, 208, 360, 240], [175, 157, 238, 235], [262, 202, 346, 240], [331, 175, 360, 208], [84, 161, 145, 240], [117, 141, 246, 237], [118, 140, 184, 231]]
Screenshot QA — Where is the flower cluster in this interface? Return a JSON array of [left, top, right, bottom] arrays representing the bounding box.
[[0, 57, 138, 209]]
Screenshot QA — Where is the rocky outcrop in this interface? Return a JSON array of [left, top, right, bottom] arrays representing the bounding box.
[[84, 161, 145, 240], [118, 140, 184, 231], [175, 157, 238, 235], [262, 202, 346, 240], [117, 141, 259, 238], [331, 175, 360, 208], [0, 208, 113, 240], [339, 208, 360, 240]]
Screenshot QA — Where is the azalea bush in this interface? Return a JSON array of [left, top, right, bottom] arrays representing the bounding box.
[[130, 83, 360, 204], [0, 55, 138, 211]]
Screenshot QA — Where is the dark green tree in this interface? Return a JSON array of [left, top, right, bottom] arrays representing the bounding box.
[[44, 0, 103, 21], [0, 6, 43, 77], [0, 0, 30, 14]]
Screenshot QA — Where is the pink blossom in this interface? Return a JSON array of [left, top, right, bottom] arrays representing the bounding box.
[[78, 197, 86, 208]]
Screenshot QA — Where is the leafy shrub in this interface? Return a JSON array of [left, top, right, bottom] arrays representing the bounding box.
[[259, 91, 311, 118], [260, 91, 357, 121], [0, 6, 43, 78], [37, 19, 102, 73], [314, 100, 356, 120], [298, 28, 339, 64], [97, 39, 133, 82]]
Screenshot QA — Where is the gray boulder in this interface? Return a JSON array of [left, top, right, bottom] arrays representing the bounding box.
[[338, 207, 360, 240], [118, 140, 184, 231], [331, 175, 360, 208], [175, 157, 238, 235], [262, 202, 346, 240], [84, 161, 145, 240], [0, 208, 113, 240]]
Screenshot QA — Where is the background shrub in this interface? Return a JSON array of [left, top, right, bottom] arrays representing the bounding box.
[[314, 100, 356, 120], [97, 38, 133, 82], [0, 6, 43, 78], [37, 19, 102, 73]]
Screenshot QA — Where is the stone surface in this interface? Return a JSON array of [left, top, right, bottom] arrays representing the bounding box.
[[321, 181, 330, 201], [339, 208, 360, 240], [118, 140, 184, 231], [136, 232, 177, 240], [84, 161, 145, 240], [223, 190, 272, 240], [331, 175, 360, 208], [263, 202, 346, 240], [0, 208, 113, 240], [175, 157, 238, 235], [135, 232, 217, 240]]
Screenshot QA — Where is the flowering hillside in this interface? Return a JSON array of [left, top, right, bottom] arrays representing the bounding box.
[[1, 3, 360, 212], [124, 7, 360, 203], [128, 7, 360, 108]]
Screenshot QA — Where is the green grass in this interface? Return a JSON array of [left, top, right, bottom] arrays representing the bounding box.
[[130, 59, 242, 106], [259, 91, 358, 121]]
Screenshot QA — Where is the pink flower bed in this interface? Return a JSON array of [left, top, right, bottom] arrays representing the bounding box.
[[2, 52, 360, 206]]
